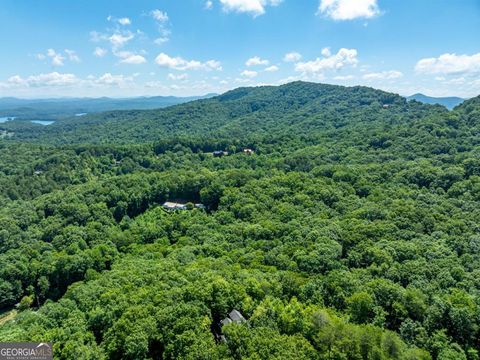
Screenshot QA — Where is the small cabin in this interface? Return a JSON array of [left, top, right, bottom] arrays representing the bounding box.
[[34, 170, 43, 176], [220, 309, 246, 327], [162, 202, 188, 211], [382, 104, 390, 109], [243, 148, 254, 155], [162, 201, 205, 211], [213, 151, 229, 158], [215, 309, 247, 343]]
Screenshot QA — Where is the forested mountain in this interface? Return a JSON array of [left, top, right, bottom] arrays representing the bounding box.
[[0, 94, 216, 120], [0, 81, 479, 359], [407, 93, 465, 110]]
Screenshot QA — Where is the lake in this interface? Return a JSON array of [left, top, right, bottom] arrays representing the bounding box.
[[31, 120, 55, 125], [0, 116, 16, 123], [0, 117, 54, 125]]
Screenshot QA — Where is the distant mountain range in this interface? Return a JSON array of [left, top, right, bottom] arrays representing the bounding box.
[[0, 94, 217, 119], [407, 93, 465, 109]]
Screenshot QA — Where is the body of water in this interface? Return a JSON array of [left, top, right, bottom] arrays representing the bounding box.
[[31, 120, 55, 125], [0, 116, 16, 123]]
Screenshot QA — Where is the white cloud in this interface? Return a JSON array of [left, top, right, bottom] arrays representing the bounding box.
[[118, 17, 131, 26], [333, 75, 355, 80], [205, 0, 214, 9], [90, 31, 105, 42], [120, 54, 147, 65], [46, 49, 65, 66], [295, 48, 358, 74], [155, 53, 222, 71], [36, 53, 46, 60], [109, 32, 134, 49], [363, 70, 403, 80], [107, 16, 132, 26], [150, 9, 169, 22], [241, 70, 258, 78], [154, 37, 169, 45], [65, 49, 80, 63], [150, 10, 171, 45], [318, 0, 381, 20], [246, 56, 269, 66], [5, 72, 79, 87], [284, 52, 302, 62], [220, 0, 282, 17], [265, 65, 279, 72], [94, 73, 132, 86], [415, 53, 480, 75], [168, 73, 189, 81], [93, 47, 108, 57], [113, 50, 147, 65], [321, 47, 331, 57]]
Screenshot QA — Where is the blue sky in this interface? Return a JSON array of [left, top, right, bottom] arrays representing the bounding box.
[[0, 0, 478, 98]]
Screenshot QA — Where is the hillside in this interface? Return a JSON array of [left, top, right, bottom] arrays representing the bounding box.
[[0, 93, 216, 120], [1, 82, 447, 145], [0, 82, 479, 359], [407, 93, 465, 109]]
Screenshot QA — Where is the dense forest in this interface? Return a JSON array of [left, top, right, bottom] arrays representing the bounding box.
[[0, 81, 479, 359]]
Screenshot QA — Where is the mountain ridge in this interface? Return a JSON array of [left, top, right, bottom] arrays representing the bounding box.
[[406, 93, 465, 109]]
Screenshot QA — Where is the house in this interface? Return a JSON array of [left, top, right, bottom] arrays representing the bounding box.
[[243, 148, 254, 155], [215, 309, 247, 343], [383, 104, 390, 109], [34, 170, 43, 176], [162, 201, 206, 211], [213, 151, 229, 158], [220, 309, 246, 327], [162, 202, 188, 211]]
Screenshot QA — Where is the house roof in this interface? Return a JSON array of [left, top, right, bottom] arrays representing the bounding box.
[[220, 318, 233, 326], [229, 309, 246, 322]]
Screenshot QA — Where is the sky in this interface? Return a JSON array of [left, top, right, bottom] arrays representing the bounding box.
[[0, 0, 479, 98]]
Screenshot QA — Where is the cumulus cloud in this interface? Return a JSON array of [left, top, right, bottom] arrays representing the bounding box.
[[46, 49, 66, 66], [154, 36, 170, 45], [205, 0, 214, 9], [219, 0, 282, 17], [246, 56, 269, 66], [155, 53, 222, 71], [150, 10, 171, 45], [93, 47, 108, 57], [109, 32, 134, 49], [363, 70, 403, 80], [265, 65, 279, 72], [284, 52, 302, 62], [333, 75, 355, 80], [415, 53, 480, 75], [295, 48, 358, 74], [118, 17, 131, 25], [107, 15, 132, 26], [150, 9, 169, 22], [120, 54, 147, 65], [94, 73, 133, 86], [241, 70, 258, 78], [4, 72, 79, 87], [168, 73, 189, 81], [318, 0, 381, 20], [65, 49, 80, 63]]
